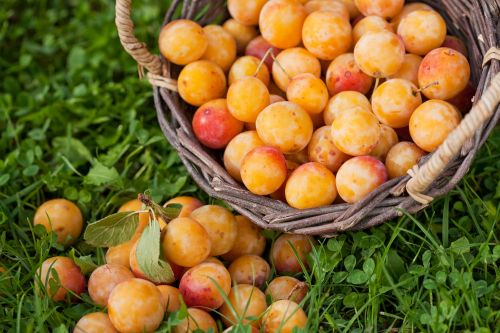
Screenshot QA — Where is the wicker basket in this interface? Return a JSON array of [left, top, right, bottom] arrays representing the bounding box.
[[116, 0, 500, 235]]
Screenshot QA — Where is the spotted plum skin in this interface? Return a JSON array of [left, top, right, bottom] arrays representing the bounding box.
[[245, 36, 282, 72], [219, 284, 267, 327], [265, 276, 308, 304], [385, 142, 426, 179], [308, 126, 350, 173], [74, 312, 119, 333], [325, 53, 373, 96], [88, 264, 134, 307], [37, 256, 85, 302], [228, 254, 271, 288], [270, 234, 316, 274], [262, 300, 308, 333]]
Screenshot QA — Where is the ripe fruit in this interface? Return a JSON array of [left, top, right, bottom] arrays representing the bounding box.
[[304, 1, 349, 21], [220, 285, 267, 327], [285, 162, 337, 209], [228, 56, 270, 86], [178, 60, 227, 106], [370, 125, 399, 161], [37, 256, 85, 302], [256, 102, 313, 154], [286, 73, 328, 115], [270, 234, 315, 274], [192, 99, 244, 149], [335, 156, 388, 203], [106, 241, 133, 269], [173, 308, 218, 333], [270, 94, 285, 104], [223, 19, 259, 54], [201, 25, 237, 72], [398, 10, 446, 55], [162, 217, 211, 267], [323, 91, 371, 125], [204, 257, 225, 266], [108, 279, 164, 333], [308, 126, 350, 173], [157, 285, 183, 313], [224, 131, 265, 182], [325, 53, 374, 96], [418, 47, 471, 100], [33, 198, 83, 246], [190, 205, 237, 256], [441, 35, 468, 57], [352, 16, 393, 44], [245, 36, 282, 72], [409, 100, 462, 152], [164, 196, 203, 218], [118, 199, 150, 240], [272, 47, 321, 92], [447, 82, 475, 113], [385, 142, 426, 179], [331, 108, 381, 156], [354, 31, 405, 78], [228, 0, 268, 26], [388, 54, 423, 85], [74, 312, 119, 333], [240, 146, 288, 195], [391, 2, 433, 30], [339, 0, 361, 18], [88, 264, 134, 307], [354, 0, 404, 19], [227, 77, 270, 122], [371, 79, 422, 128], [179, 262, 231, 309], [265, 276, 308, 304], [262, 300, 308, 333], [259, 0, 307, 49], [228, 255, 271, 288], [221, 215, 266, 262], [159, 20, 207, 65], [302, 11, 352, 61]]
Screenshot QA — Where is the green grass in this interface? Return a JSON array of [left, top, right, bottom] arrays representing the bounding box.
[[1, 0, 499, 332]]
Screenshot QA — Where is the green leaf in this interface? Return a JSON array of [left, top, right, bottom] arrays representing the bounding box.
[[347, 269, 369, 284], [450, 236, 470, 255], [423, 279, 437, 290], [332, 271, 349, 283], [136, 221, 174, 284], [344, 255, 356, 272], [84, 211, 139, 247], [52, 137, 93, 165], [363, 258, 375, 275], [84, 161, 123, 188], [68, 249, 98, 275]]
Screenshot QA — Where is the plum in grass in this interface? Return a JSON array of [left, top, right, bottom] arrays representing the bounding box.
[[323, 91, 372, 125], [271, 47, 321, 92], [224, 131, 265, 182], [178, 60, 227, 107], [74, 312, 119, 333], [201, 25, 237, 72], [106, 241, 134, 269], [286, 73, 328, 115], [397, 10, 447, 56], [37, 256, 85, 302], [245, 36, 281, 72], [221, 215, 266, 262], [325, 53, 374, 96], [164, 196, 203, 218], [173, 308, 219, 333], [228, 254, 271, 288], [228, 55, 270, 86], [88, 264, 134, 307], [118, 199, 150, 240], [227, 76, 270, 122], [241, 146, 288, 195], [219, 284, 267, 327], [158, 20, 207, 65], [262, 300, 308, 333], [265, 276, 308, 304], [157, 285, 183, 313], [385, 142, 426, 179], [308, 126, 350, 173], [270, 234, 316, 274], [223, 19, 258, 54]]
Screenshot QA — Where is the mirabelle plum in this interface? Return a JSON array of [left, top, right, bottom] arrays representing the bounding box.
[[259, 0, 307, 49], [220, 284, 267, 327], [33, 199, 83, 246], [262, 300, 308, 333], [353, 16, 393, 44], [308, 126, 350, 173], [256, 102, 313, 154], [221, 215, 266, 262], [229, 56, 270, 86], [391, 2, 433, 30], [388, 54, 422, 85], [224, 326, 259, 333], [245, 36, 282, 72], [354, 31, 405, 78], [37, 256, 85, 302], [192, 99, 244, 149], [228, 0, 268, 26], [108, 279, 164, 333], [323, 91, 371, 125], [325, 53, 374, 95], [331, 108, 381, 156], [74, 312, 119, 333], [285, 162, 337, 209], [201, 25, 237, 72], [158, 20, 207, 65], [385, 142, 426, 179], [203, 257, 225, 266], [228, 255, 271, 288], [157, 285, 183, 313], [88, 264, 134, 307], [265, 276, 308, 304], [173, 308, 218, 333], [240, 146, 288, 195], [228, 77, 270, 122], [118, 199, 150, 240], [270, 161, 301, 202], [447, 82, 475, 113], [304, 1, 350, 21], [272, 47, 321, 92], [162, 217, 211, 267], [339, 0, 361, 18], [270, 234, 315, 274], [286, 73, 328, 115], [106, 242, 133, 269], [409, 100, 462, 152], [441, 35, 468, 57], [372, 79, 422, 128], [335, 156, 388, 203], [164, 196, 203, 218], [178, 60, 227, 106], [179, 262, 231, 309], [190, 205, 237, 256], [398, 10, 446, 56], [302, 11, 352, 61], [224, 131, 265, 182], [354, 0, 404, 19], [418, 47, 471, 100], [270, 94, 285, 104], [369, 125, 399, 161], [223, 19, 259, 54]]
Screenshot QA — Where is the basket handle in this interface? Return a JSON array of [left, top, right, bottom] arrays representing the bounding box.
[[406, 71, 500, 204]]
